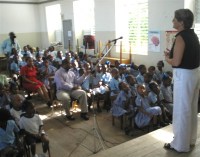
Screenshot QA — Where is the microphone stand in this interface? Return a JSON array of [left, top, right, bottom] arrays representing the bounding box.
[[79, 91, 106, 154], [95, 41, 116, 68]]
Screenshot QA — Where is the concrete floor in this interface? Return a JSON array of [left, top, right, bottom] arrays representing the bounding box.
[[26, 95, 200, 157], [32, 97, 147, 157]]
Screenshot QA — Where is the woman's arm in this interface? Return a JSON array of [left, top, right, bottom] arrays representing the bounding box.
[[165, 35, 185, 66]]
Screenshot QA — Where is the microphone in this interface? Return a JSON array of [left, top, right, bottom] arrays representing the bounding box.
[[109, 36, 123, 43]]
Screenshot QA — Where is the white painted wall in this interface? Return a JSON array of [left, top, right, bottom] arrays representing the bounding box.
[[0, 3, 40, 33], [0, 0, 194, 70]]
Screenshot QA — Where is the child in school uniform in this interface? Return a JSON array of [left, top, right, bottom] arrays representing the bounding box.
[[136, 64, 147, 85], [126, 75, 137, 98], [148, 81, 170, 125], [143, 72, 153, 93], [19, 100, 49, 157], [10, 94, 25, 126], [0, 108, 23, 157], [109, 68, 121, 99], [154, 60, 165, 85], [111, 81, 134, 117], [160, 74, 173, 116], [134, 84, 162, 129]]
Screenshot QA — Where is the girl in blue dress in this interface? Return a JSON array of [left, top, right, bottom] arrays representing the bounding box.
[[135, 84, 162, 128]]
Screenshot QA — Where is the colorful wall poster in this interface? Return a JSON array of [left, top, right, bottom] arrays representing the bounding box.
[[148, 31, 161, 52]]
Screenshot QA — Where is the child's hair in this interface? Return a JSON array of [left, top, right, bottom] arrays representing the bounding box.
[[138, 64, 145, 71], [22, 100, 33, 111], [118, 81, 124, 90], [157, 60, 164, 67], [149, 81, 158, 91], [126, 75, 134, 83], [148, 66, 156, 71], [79, 68, 84, 75], [0, 108, 12, 122]]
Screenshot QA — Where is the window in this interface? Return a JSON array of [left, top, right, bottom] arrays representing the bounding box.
[[45, 4, 62, 43], [73, 0, 95, 36], [115, 0, 148, 55]]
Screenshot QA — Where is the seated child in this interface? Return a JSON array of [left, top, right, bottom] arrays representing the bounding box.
[[160, 74, 173, 115], [109, 68, 121, 100], [143, 72, 153, 93], [134, 84, 162, 129], [10, 94, 25, 126], [111, 82, 134, 117], [136, 64, 147, 85], [126, 75, 137, 97], [148, 81, 170, 124], [19, 100, 49, 157], [0, 108, 23, 157]]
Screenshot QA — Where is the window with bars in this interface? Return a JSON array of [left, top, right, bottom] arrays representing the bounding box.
[[115, 0, 148, 55]]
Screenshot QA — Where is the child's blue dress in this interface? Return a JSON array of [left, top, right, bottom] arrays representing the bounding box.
[[135, 94, 162, 128]]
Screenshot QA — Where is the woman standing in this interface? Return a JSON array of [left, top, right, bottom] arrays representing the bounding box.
[[164, 9, 200, 152]]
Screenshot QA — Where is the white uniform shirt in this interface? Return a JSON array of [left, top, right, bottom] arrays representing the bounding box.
[[19, 114, 43, 134]]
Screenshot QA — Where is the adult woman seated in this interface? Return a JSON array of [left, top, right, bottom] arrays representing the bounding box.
[[20, 57, 51, 106]]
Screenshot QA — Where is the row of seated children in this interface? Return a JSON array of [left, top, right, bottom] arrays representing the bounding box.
[[0, 94, 49, 157], [109, 66, 173, 133]]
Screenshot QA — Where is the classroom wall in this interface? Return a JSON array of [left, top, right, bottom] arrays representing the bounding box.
[[0, 3, 44, 52], [0, 0, 195, 71]]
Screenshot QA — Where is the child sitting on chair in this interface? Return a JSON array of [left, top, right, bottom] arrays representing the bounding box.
[[134, 84, 162, 129], [148, 82, 170, 125], [19, 100, 49, 157], [0, 108, 23, 157], [111, 81, 134, 117], [10, 94, 25, 126]]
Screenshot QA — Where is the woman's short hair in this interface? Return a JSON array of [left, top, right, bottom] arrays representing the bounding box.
[[175, 9, 194, 29]]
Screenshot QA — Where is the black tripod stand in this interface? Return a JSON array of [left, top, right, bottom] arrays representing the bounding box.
[[80, 91, 106, 154]]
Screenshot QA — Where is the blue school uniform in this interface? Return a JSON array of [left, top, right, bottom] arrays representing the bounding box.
[[136, 73, 144, 84], [111, 90, 132, 116], [101, 72, 112, 85], [0, 120, 19, 151], [148, 91, 164, 106], [109, 77, 121, 96], [135, 94, 162, 128]]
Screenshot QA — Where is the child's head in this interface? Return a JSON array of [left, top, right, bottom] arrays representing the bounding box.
[[144, 72, 153, 83], [137, 84, 146, 96], [111, 68, 119, 79], [148, 66, 156, 75], [11, 94, 25, 109], [149, 81, 160, 94], [22, 100, 35, 115], [119, 64, 127, 74], [118, 81, 129, 92], [138, 64, 147, 75], [102, 64, 108, 73], [157, 60, 164, 71], [126, 75, 136, 86], [162, 73, 172, 87], [79, 68, 84, 76]]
